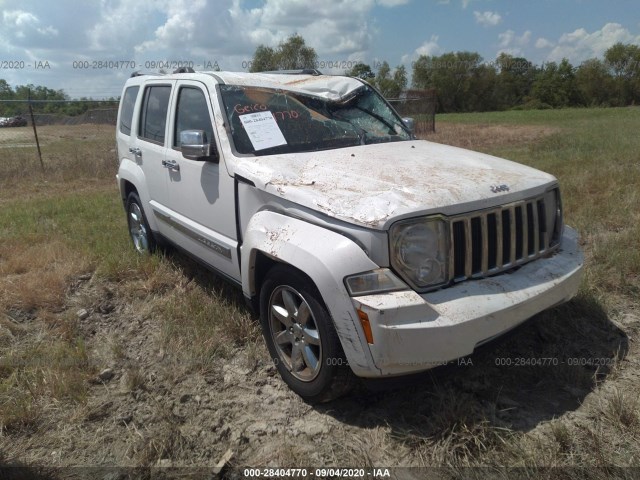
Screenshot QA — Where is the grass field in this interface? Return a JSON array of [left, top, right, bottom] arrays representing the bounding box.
[[0, 108, 639, 474]]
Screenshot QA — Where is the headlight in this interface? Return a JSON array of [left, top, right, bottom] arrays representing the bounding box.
[[390, 217, 449, 290], [543, 187, 563, 247], [344, 269, 408, 296]]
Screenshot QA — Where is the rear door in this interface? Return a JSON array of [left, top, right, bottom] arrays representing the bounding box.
[[116, 83, 140, 167], [135, 81, 175, 235]]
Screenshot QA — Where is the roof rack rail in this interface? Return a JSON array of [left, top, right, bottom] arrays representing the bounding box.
[[260, 69, 322, 76], [173, 67, 195, 74], [130, 71, 169, 78]]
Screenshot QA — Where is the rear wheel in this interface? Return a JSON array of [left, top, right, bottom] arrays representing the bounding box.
[[125, 192, 156, 254], [259, 265, 354, 403]]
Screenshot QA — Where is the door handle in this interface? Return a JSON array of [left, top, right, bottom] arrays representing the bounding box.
[[162, 159, 180, 171], [129, 147, 142, 158]]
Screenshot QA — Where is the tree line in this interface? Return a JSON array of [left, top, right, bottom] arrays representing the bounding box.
[[251, 35, 640, 112], [2, 36, 638, 117], [0, 80, 117, 117], [409, 43, 640, 112]]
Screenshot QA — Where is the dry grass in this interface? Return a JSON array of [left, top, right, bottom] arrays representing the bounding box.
[[0, 124, 117, 197], [0, 314, 90, 432], [0, 241, 90, 312], [422, 122, 560, 151], [601, 388, 639, 428], [157, 266, 260, 374], [0, 109, 638, 472]]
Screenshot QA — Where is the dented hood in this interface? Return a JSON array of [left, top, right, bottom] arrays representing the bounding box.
[[233, 140, 557, 229]]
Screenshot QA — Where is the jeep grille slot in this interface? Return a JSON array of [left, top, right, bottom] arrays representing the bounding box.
[[450, 195, 558, 282]]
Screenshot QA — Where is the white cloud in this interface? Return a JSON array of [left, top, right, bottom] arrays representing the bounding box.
[[88, 0, 163, 52], [437, 0, 474, 8], [535, 37, 554, 49], [86, 0, 382, 64], [474, 11, 502, 28], [415, 35, 442, 57], [224, 0, 380, 58], [2, 9, 58, 41], [376, 0, 410, 6], [547, 23, 640, 63], [497, 29, 531, 56], [401, 35, 442, 64], [1, 0, 392, 96], [134, 0, 207, 53]]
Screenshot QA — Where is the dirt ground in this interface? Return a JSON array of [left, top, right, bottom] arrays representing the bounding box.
[[3, 261, 637, 477]]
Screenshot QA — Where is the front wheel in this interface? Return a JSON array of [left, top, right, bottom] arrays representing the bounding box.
[[259, 265, 354, 403], [125, 191, 156, 254]]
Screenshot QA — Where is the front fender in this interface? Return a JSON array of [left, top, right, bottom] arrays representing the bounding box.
[[117, 160, 158, 232], [241, 211, 381, 377]]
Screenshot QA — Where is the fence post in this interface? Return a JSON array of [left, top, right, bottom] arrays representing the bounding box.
[[28, 89, 45, 172]]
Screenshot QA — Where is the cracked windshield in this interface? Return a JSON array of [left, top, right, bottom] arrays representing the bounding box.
[[220, 83, 411, 155]]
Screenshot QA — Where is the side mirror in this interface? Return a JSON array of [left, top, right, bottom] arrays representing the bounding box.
[[180, 130, 216, 161], [402, 117, 415, 134]]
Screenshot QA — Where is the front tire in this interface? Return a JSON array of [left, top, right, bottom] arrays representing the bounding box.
[[259, 265, 354, 403], [125, 192, 156, 254]]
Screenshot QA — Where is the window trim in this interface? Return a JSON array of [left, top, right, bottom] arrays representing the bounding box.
[[119, 85, 139, 136], [171, 85, 216, 153], [138, 83, 173, 146]]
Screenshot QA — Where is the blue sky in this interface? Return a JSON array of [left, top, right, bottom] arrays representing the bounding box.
[[0, 0, 638, 98]]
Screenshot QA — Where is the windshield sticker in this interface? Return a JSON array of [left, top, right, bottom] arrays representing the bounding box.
[[235, 104, 301, 122], [239, 111, 287, 151]]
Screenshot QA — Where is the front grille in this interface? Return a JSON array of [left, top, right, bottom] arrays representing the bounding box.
[[449, 195, 558, 281]]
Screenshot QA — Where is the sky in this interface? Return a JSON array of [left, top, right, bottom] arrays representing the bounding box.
[[1, 0, 639, 99]]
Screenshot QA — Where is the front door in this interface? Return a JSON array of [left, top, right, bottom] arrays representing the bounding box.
[[158, 80, 240, 281]]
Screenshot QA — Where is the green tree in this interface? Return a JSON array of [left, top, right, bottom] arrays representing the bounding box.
[[466, 63, 498, 111], [393, 65, 408, 92], [249, 35, 317, 72], [530, 59, 579, 108], [575, 59, 614, 106], [412, 51, 496, 112], [0, 79, 16, 115], [373, 61, 393, 96], [0, 79, 13, 100], [369, 61, 407, 98], [345, 62, 374, 79], [604, 42, 640, 105], [495, 53, 536, 109]]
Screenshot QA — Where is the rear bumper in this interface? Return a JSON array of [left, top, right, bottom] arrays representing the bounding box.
[[351, 227, 584, 377]]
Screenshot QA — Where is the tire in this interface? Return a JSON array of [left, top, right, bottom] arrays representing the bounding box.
[[259, 265, 354, 403], [125, 191, 156, 254]]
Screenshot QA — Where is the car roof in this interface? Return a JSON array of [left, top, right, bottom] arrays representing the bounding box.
[[127, 70, 366, 101]]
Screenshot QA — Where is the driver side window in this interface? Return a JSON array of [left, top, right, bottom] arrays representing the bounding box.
[[173, 87, 215, 150]]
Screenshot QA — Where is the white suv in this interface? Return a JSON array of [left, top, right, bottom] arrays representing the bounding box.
[[116, 69, 583, 402]]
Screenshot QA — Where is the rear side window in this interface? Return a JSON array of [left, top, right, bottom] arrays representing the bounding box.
[[139, 85, 171, 144], [174, 87, 214, 148], [119, 86, 139, 135]]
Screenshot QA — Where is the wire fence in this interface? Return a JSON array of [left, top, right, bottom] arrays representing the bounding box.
[[0, 100, 119, 184], [387, 89, 437, 134], [0, 89, 436, 185]]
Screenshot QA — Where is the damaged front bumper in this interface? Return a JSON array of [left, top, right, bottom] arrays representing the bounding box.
[[350, 227, 584, 377]]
